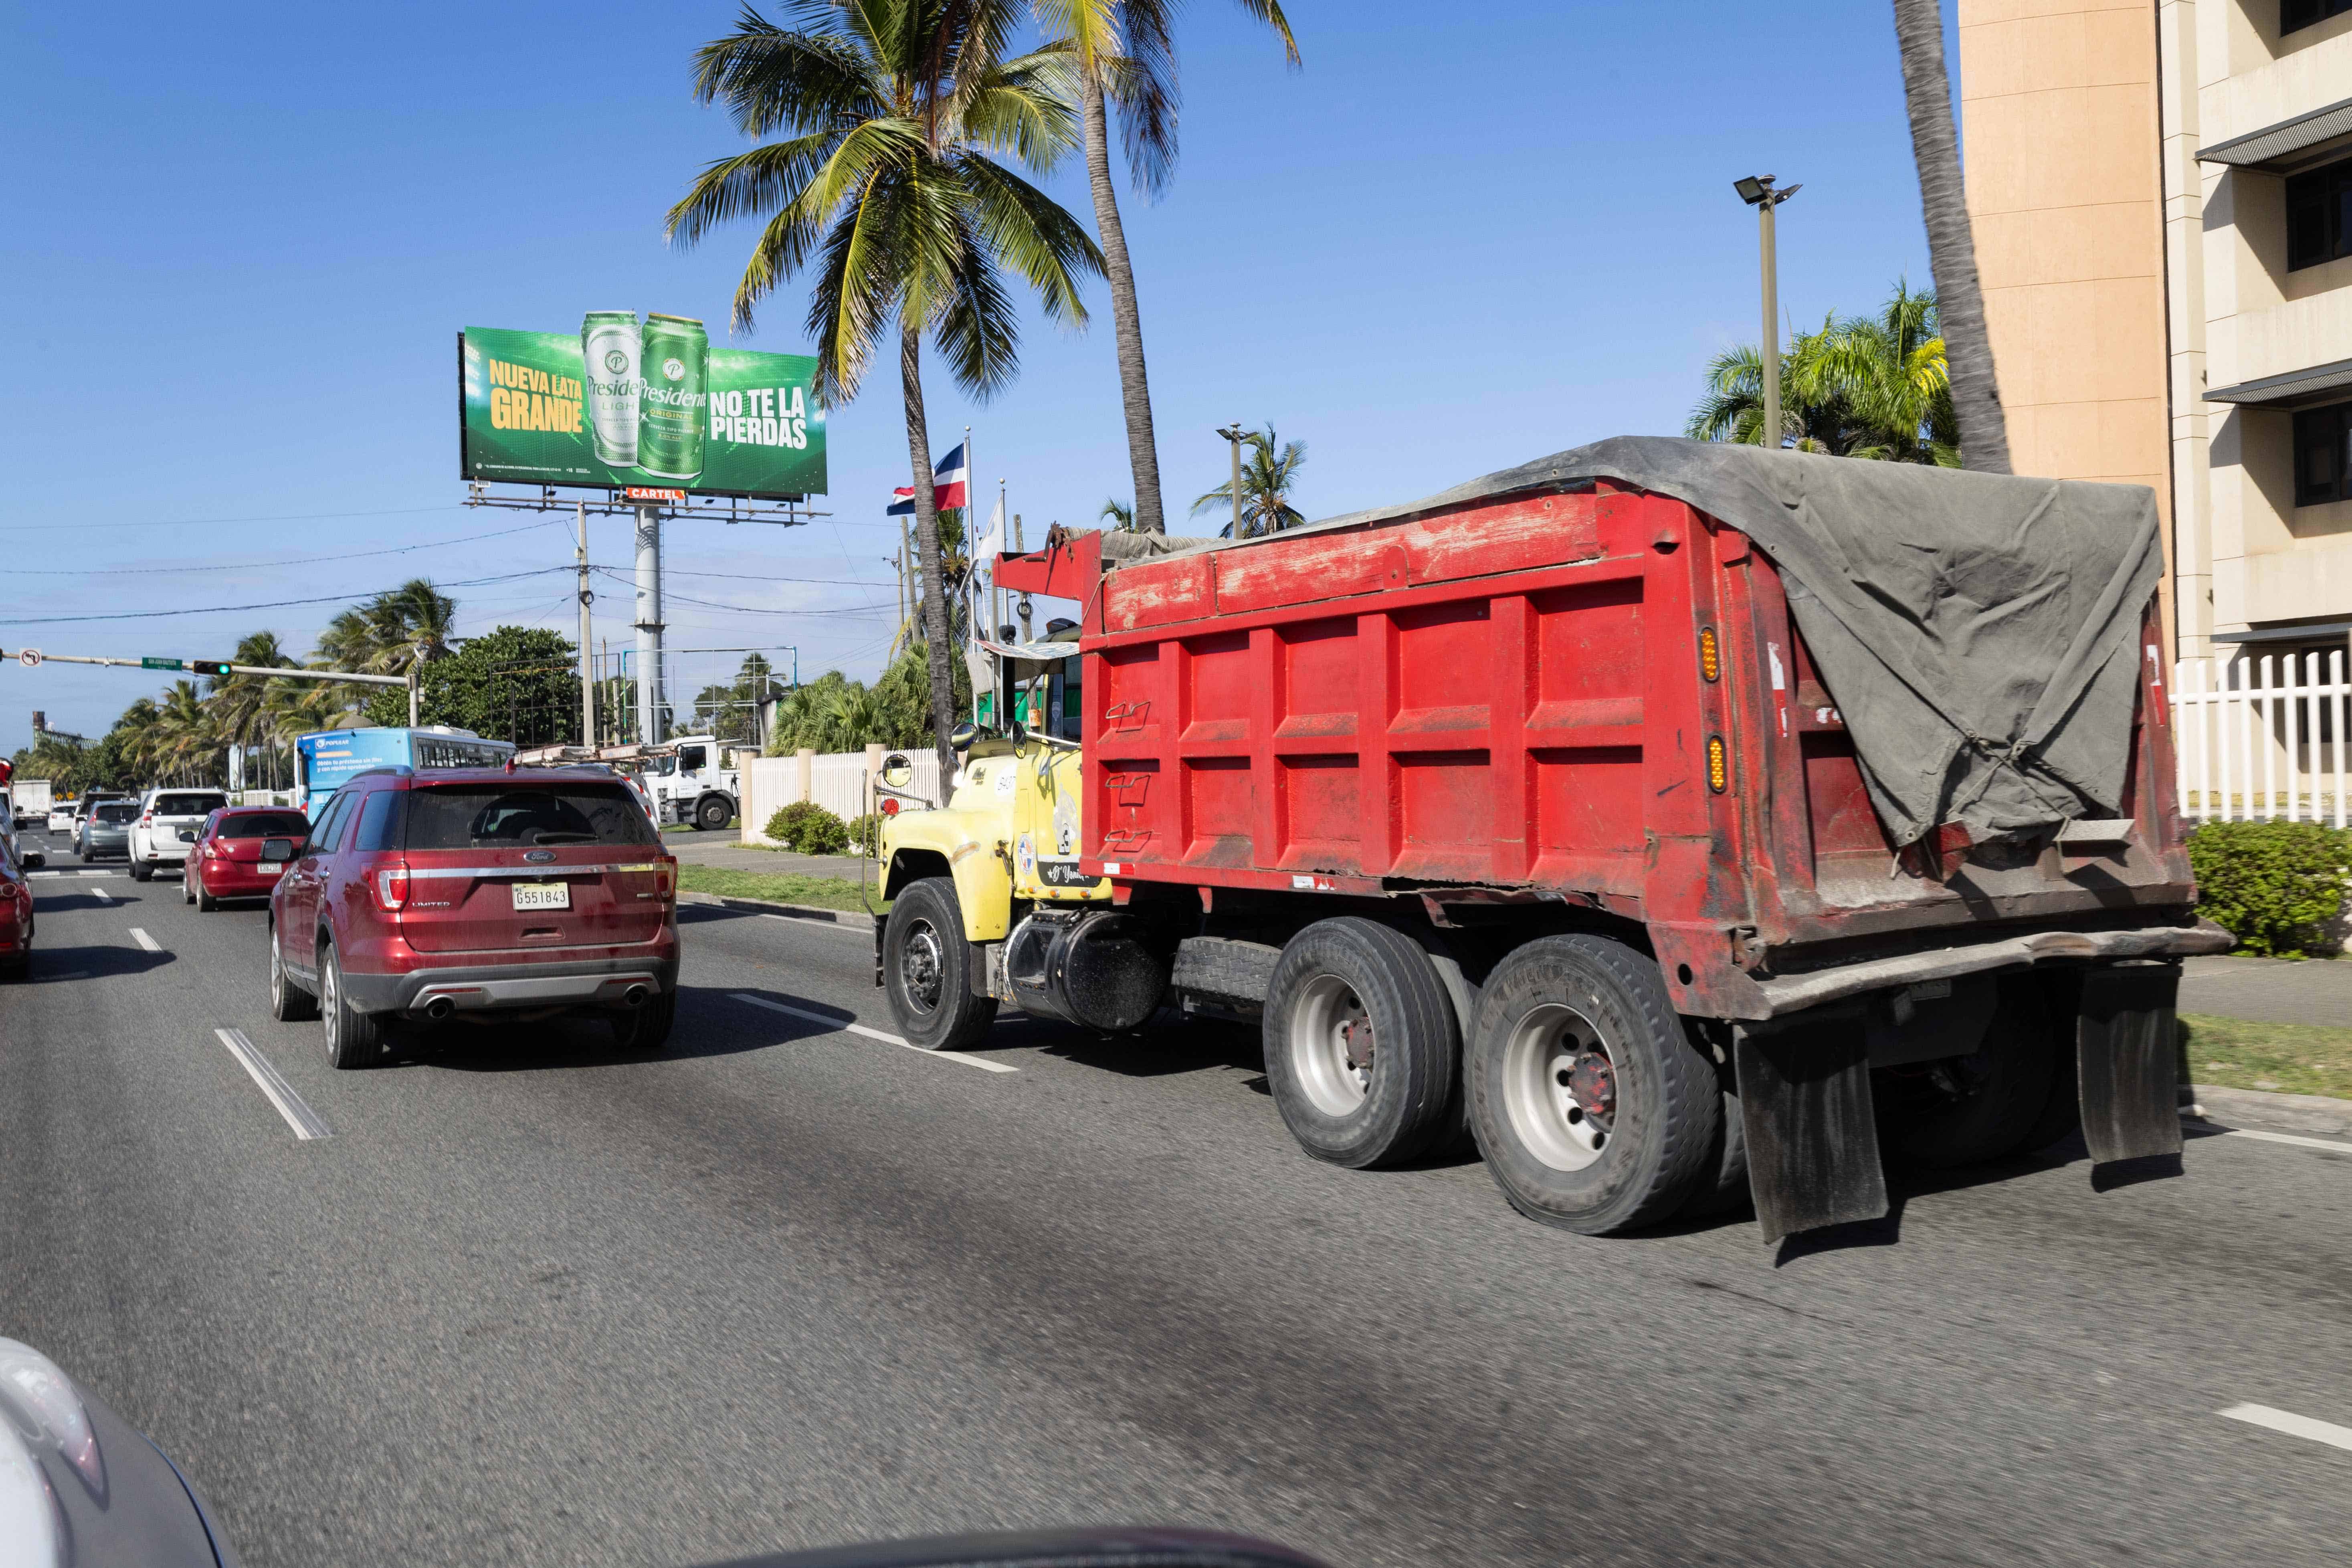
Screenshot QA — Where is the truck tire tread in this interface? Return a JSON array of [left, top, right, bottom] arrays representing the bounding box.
[[1263, 917, 1460, 1170]]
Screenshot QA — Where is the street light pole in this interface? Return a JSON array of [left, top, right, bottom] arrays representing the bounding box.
[[1215, 423, 1245, 538], [1734, 175, 1801, 451], [576, 500, 595, 748]]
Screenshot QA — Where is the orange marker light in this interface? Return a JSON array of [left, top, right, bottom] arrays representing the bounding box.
[[1707, 735, 1729, 793], [1699, 627, 1721, 683]]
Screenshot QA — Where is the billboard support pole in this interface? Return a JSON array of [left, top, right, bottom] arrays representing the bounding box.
[[576, 501, 595, 748], [408, 666, 420, 727], [634, 504, 665, 746]]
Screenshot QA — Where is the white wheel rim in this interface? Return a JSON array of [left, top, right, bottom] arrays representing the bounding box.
[[1501, 1002, 1616, 1172], [1289, 973, 1373, 1115]]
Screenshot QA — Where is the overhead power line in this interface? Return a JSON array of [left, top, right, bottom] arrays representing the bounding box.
[[0, 568, 569, 628], [0, 504, 470, 533], [13, 519, 570, 576]]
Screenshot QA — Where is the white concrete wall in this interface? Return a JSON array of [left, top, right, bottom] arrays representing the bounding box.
[[740, 747, 944, 848]]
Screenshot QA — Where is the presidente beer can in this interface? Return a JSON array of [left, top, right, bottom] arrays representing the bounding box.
[[637, 313, 709, 482], [580, 311, 642, 467]]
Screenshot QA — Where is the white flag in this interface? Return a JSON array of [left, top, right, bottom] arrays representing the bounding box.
[[972, 493, 1006, 576]]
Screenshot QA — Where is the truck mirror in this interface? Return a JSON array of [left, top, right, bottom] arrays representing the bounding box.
[[880, 752, 914, 789], [949, 722, 982, 752]]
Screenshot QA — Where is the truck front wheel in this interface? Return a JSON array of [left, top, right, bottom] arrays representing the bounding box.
[[1263, 918, 1461, 1170], [1468, 935, 1720, 1235], [695, 794, 733, 832], [882, 877, 999, 1051]]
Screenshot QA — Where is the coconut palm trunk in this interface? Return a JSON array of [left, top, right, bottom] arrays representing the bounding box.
[[902, 322, 962, 781], [1081, 74, 1166, 535], [1891, 0, 2008, 474]]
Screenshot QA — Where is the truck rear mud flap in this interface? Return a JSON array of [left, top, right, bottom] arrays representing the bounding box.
[[2077, 962, 2184, 1170], [1734, 1012, 1887, 1247], [1736, 958, 2189, 1245]]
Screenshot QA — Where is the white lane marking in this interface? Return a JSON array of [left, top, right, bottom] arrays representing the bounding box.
[[127, 927, 162, 952], [730, 992, 1017, 1073], [89, 887, 112, 905], [214, 1028, 331, 1140], [760, 912, 868, 937], [2211, 1126, 2352, 1156], [28, 871, 61, 879], [2219, 1403, 2352, 1453]]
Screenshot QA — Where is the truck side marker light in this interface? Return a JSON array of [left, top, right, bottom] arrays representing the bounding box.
[[1707, 736, 1729, 793], [1699, 627, 1720, 682]]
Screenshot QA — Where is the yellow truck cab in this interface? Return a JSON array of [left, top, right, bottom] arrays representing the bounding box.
[[875, 634, 1163, 1050]]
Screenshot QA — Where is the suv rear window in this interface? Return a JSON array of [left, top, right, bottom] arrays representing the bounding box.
[[94, 804, 137, 823], [218, 812, 310, 839], [156, 793, 228, 816], [403, 784, 658, 850]]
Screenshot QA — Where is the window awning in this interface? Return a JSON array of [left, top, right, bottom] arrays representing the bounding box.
[[2198, 94, 2352, 170], [2211, 621, 2352, 644], [2203, 355, 2352, 408]]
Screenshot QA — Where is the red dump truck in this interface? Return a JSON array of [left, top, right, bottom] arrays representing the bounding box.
[[879, 437, 2227, 1241]]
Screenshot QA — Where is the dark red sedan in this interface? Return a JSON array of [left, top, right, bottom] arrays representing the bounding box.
[[182, 806, 311, 911]]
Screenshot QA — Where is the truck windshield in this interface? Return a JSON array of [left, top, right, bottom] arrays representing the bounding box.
[[404, 784, 659, 849]]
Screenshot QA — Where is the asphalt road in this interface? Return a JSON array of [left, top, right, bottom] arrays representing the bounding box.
[[3, 828, 2349, 1568]]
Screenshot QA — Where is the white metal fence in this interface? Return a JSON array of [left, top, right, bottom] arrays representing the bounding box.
[[740, 746, 945, 849], [2172, 651, 2350, 826]]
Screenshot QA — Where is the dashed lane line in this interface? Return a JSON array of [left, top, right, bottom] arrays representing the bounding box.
[[127, 927, 162, 953], [729, 992, 1017, 1073], [2191, 1121, 2352, 1157], [2219, 1403, 2352, 1454], [213, 1028, 331, 1140]]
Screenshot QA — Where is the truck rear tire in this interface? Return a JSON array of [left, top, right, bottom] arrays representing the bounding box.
[[1468, 935, 1720, 1235], [1877, 975, 2055, 1170], [882, 877, 998, 1051], [1263, 918, 1460, 1170], [696, 795, 733, 832]]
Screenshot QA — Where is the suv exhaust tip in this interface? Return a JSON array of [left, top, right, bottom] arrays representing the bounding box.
[[622, 984, 651, 1009], [424, 996, 456, 1022]]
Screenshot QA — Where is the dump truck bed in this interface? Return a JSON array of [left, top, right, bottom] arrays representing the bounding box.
[[1030, 463, 2198, 1021]]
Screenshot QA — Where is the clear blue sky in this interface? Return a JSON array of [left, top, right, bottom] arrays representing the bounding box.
[[1, 0, 1960, 749]]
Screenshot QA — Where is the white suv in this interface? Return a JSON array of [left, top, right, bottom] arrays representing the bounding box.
[[129, 788, 229, 882]]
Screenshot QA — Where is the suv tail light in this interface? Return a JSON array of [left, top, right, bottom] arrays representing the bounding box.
[[372, 861, 412, 913], [655, 859, 675, 901], [141, 812, 154, 827]]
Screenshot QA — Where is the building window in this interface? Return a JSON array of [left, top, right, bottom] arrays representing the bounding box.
[[2293, 400, 2352, 507], [2283, 0, 2352, 36], [2286, 155, 2352, 271]]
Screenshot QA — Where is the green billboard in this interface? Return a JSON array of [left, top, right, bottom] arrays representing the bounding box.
[[459, 320, 826, 499]]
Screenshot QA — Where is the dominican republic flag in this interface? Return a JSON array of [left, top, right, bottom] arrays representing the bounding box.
[[887, 443, 969, 514]]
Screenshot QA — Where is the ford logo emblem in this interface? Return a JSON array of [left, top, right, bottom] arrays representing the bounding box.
[[524, 849, 557, 863]]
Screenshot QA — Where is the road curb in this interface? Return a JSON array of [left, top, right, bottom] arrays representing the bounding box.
[[682, 891, 879, 931], [2187, 1082, 2352, 1141]]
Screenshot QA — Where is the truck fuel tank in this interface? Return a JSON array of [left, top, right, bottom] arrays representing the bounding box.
[[1001, 909, 1168, 1033]]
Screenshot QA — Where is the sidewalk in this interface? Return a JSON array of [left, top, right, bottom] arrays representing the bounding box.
[[2177, 954, 2351, 1028], [662, 830, 867, 881]]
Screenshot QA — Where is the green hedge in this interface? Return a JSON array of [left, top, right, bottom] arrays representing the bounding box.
[[846, 812, 882, 855], [764, 800, 851, 856], [2188, 820, 2352, 957]]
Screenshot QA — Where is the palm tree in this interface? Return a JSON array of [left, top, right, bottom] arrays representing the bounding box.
[[150, 681, 219, 785], [113, 697, 164, 782], [315, 579, 456, 675], [1891, 0, 2008, 473], [1190, 422, 1306, 537], [1688, 283, 1957, 466], [1098, 497, 1136, 530], [207, 630, 295, 791], [670, 0, 1103, 780], [1034, 0, 1299, 534]]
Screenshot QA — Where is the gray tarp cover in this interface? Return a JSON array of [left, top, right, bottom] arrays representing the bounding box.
[[1105, 436, 2164, 846]]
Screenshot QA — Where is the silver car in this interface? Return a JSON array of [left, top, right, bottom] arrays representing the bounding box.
[[78, 800, 137, 861]]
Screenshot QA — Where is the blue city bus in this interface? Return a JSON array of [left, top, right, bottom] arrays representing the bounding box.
[[293, 726, 516, 813]]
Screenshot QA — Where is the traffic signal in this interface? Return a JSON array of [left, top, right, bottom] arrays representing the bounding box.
[[190, 659, 233, 676]]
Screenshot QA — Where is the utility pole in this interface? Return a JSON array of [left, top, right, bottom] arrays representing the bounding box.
[[1734, 175, 1800, 451], [576, 500, 595, 748], [1013, 513, 1032, 645], [1216, 423, 1246, 538], [633, 503, 664, 744]]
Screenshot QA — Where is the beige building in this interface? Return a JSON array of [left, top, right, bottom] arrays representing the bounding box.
[[1959, 0, 2352, 661]]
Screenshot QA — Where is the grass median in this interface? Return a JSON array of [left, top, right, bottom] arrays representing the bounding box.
[[677, 863, 881, 916], [2179, 1013, 2352, 1101]]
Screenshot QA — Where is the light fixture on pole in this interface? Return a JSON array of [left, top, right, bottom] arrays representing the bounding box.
[[1215, 423, 1246, 539], [1734, 175, 1800, 452]]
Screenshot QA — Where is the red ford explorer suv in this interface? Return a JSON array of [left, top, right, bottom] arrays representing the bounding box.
[[268, 766, 680, 1067], [183, 805, 313, 910]]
